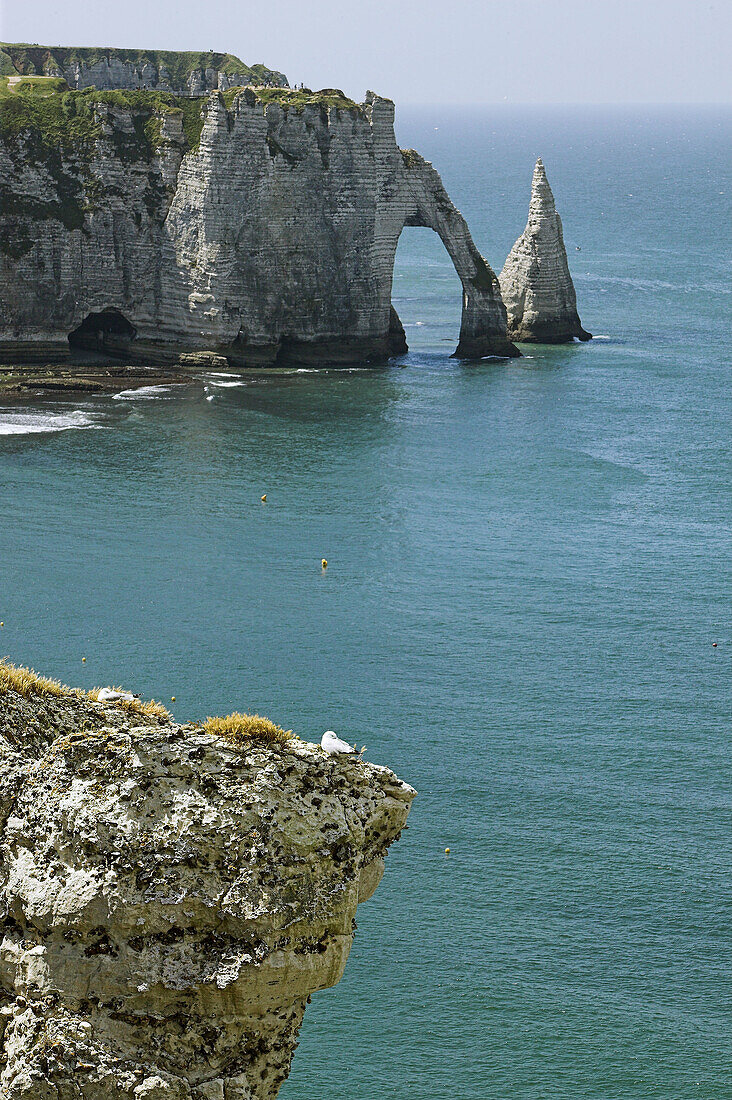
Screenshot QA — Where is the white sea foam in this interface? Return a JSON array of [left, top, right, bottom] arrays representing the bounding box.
[[112, 385, 180, 400], [205, 379, 248, 388], [0, 410, 103, 437], [593, 334, 612, 340]]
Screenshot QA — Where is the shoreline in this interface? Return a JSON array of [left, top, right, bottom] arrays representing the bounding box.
[[0, 363, 193, 400]]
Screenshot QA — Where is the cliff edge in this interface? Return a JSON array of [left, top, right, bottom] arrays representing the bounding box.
[[0, 662, 416, 1098], [0, 44, 288, 96], [499, 158, 590, 343]]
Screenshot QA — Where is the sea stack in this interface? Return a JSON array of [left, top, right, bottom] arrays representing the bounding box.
[[499, 158, 591, 343]]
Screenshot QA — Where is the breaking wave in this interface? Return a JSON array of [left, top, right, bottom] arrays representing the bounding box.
[[0, 410, 104, 437], [112, 385, 182, 400]]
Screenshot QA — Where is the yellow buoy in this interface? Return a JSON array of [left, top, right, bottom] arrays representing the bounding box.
[[445, 847, 451, 855], [321, 559, 328, 569], [261, 494, 267, 502], [82, 657, 86, 662], [171, 696, 176, 702], [0, 622, 4, 627]]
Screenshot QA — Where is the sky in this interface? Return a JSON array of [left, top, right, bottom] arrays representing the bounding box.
[[1, 0, 729, 105]]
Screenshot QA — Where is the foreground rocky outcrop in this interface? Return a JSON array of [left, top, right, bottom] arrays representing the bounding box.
[[499, 158, 590, 343], [0, 72, 518, 365], [0, 664, 415, 1098]]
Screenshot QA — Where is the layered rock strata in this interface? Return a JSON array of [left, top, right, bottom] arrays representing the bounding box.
[[0, 44, 288, 95], [0, 82, 518, 365], [499, 158, 590, 343], [0, 672, 415, 1098]]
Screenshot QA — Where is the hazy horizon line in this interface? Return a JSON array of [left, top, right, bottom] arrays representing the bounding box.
[[391, 100, 732, 108], [1, 38, 729, 108]]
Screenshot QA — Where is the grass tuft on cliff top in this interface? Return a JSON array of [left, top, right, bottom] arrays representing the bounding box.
[[203, 712, 295, 746], [0, 659, 170, 720], [0, 659, 70, 699], [88, 688, 171, 721]]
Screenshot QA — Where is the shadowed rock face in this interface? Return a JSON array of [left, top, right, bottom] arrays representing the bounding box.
[[0, 678, 415, 1098], [499, 159, 591, 343], [0, 85, 518, 365]]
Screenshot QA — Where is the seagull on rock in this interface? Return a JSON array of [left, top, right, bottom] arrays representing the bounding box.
[[97, 688, 140, 703], [321, 730, 364, 758]]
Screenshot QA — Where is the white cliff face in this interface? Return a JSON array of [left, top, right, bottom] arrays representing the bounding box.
[[499, 158, 590, 343], [58, 59, 280, 97], [0, 44, 289, 96], [0, 89, 518, 364], [0, 676, 415, 1099]]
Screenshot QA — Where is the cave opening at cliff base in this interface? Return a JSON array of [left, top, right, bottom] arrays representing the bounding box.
[[68, 309, 137, 359]]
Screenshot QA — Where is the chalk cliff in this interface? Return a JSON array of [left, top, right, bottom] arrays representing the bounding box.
[[0, 44, 288, 96], [499, 158, 590, 343], [0, 662, 415, 1098], [0, 76, 518, 365]]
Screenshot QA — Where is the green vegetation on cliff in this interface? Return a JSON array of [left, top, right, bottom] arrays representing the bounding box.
[[0, 78, 102, 230], [0, 78, 206, 234], [0, 75, 368, 247], [400, 148, 422, 169], [0, 48, 16, 76], [0, 43, 288, 90], [228, 85, 364, 116], [0, 77, 205, 157]]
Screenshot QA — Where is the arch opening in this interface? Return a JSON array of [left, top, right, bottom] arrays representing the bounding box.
[[390, 226, 464, 357], [68, 309, 137, 359]]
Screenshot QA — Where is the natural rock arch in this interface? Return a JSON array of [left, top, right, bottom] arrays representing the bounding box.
[[2, 89, 518, 366], [384, 151, 518, 359]]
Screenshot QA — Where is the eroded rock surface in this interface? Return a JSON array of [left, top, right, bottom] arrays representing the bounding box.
[[0, 82, 518, 364], [499, 158, 591, 343], [0, 677, 415, 1098]]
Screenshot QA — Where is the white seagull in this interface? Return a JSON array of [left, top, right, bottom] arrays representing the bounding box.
[[97, 687, 140, 703], [320, 730, 364, 758]]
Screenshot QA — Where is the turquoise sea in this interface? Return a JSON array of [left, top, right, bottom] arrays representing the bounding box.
[[1, 106, 730, 1098]]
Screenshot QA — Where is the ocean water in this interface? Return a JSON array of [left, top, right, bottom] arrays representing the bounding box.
[[1, 106, 730, 1098]]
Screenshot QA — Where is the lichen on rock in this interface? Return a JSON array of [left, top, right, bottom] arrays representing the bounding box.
[[0, 663, 415, 1098]]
